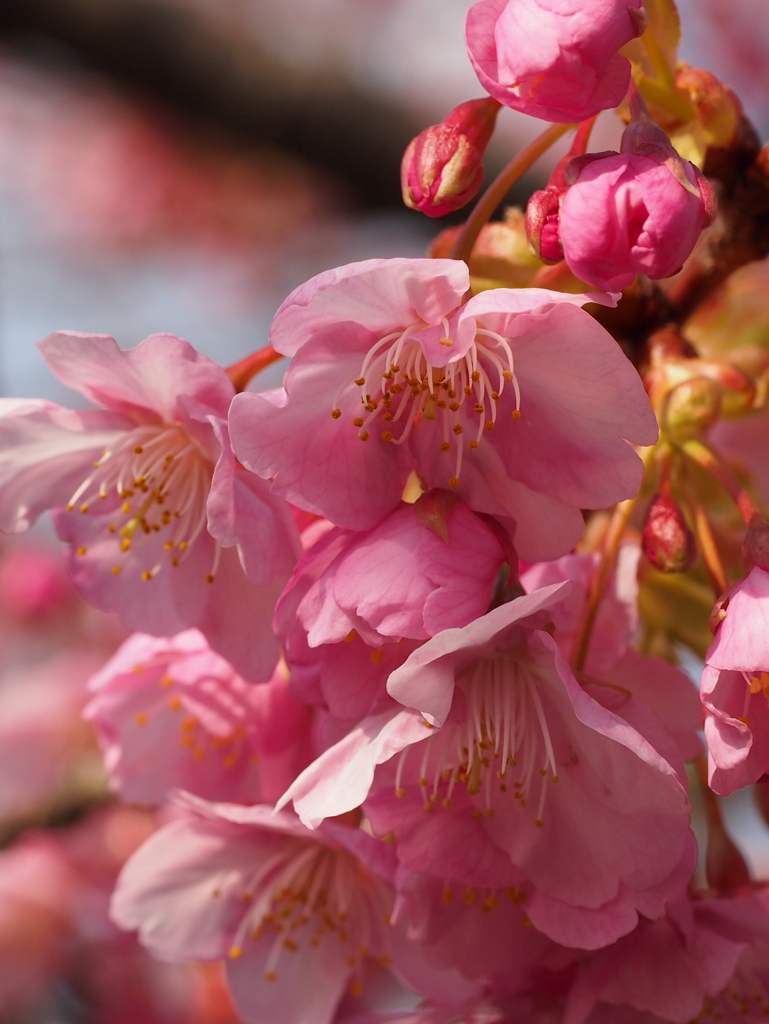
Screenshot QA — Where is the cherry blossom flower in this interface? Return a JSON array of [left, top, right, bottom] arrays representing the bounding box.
[[0, 331, 301, 681], [564, 891, 769, 1024], [278, 584, 693, 949], [86, 630, 312, 806], [229, 259, 656, 561], [701, 566, 769, 795], [465, 0, 645, 123], [111, 796, 478, 1024]]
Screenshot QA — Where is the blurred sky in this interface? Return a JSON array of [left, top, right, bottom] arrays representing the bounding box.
[[0, 0, 767, 403]]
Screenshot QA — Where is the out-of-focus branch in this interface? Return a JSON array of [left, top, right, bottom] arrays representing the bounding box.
[[0, 0, 424, 209]]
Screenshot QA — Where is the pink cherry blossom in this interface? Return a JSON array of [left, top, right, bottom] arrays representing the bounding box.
[[701, 567, 769, 796], [465, 0, 645, 123], [559, 154, 713, 291], [229, 258, 657, 561], [86, 630, 312, 806], [564, 892, 769, 1024], [279, 492, 508, 650], [111, 795, 478, 1024], [0, 331, 301, 681], [278, 585, 693, 949]]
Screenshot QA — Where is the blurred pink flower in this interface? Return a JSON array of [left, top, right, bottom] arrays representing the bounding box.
[[87, 630, 312, 806], [230, 258, 656, 561], [112, 796, 477, 1024], [465, 0, 644, 122], [0, 331, 301, 681], [0, 542, 72, 618]]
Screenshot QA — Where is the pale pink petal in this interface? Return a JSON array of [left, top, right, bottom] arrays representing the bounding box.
[[39, 331, 234, 423], [230, 330, 412, 530], [270, 259, 470, 357], [0, 399, 128, 533], [206, 418, 301, 586], [278, 707, 431, 828]]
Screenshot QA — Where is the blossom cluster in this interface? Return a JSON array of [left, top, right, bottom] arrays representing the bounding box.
[[5, 1, 769, 1022]]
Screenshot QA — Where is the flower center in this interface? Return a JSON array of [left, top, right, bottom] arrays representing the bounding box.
[[331, 319, 521, 489], [222, 842, 392, 984], [66, 422, 218, 582], [395, 654, 559, 827]]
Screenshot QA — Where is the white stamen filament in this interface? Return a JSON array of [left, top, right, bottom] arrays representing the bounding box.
[[395, 654, 559, 825], [332, 317, 523, 488], [66, 422, 214, 581], [223, 841, 393, 982]]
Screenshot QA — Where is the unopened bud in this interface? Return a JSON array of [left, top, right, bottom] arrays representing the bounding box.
[[401, 98, 500, 218], [659, 376, 722, 440], [525, 188, 563, 263], [648, 351, 755, 421], [642, 492, 697, 573], [620, 106, 717, 224]]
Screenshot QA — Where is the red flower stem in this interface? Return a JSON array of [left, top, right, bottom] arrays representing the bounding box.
[[681, 438, 761, 526], [450, 122, 573, 264], [226, 346, 284, 393]]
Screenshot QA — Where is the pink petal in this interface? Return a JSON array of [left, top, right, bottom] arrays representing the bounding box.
[[39, 331, 234, 423], [270, 258, 470, 357]]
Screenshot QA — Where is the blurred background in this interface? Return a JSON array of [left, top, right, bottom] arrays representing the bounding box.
[[0, 1, 768, 1020]]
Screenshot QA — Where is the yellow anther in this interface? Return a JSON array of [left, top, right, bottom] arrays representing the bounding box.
[[534, 819, 544, 828], [80, 503, 89, 513], [344, 630, 357, 643], [134, 712, 148, 726], [359, 432, 369, 441], [192, 748, 206, 762], [439, 336, 454, 347], [134, 445, 144, 454], [503, 370, 513, 381], [120, 539, 131, 552], [469, 440, 479, 449], [471, 371, 481, 382], [121, 503, 131, 513], [396, 788, 406, 798], [381, 431, 393, 441], [112, 566, 122, 575], [168, 696, 182, 711], [370, 649, 385, 665], [354, 376, 366, 386], [331, 409, 342, 419], [223, 754, 238, 768], [463, 888, 478, 906], [353, 417, 364, 428], [76, 546, 87, 556], [511, 409, 521, 421], [440, 441, 450, 452], [452, 424, 463, 435], [205, 573, 215, 584], [229, 947, 242, 959], [448, 477, 459, 488], [109, 525, 117, 533], [141, 571, 153, 581]]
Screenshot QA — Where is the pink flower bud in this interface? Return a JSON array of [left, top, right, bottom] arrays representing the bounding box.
[[525, 187, 563, 264], [466, 0, 645, 123], [642, 492, 697, 573], [401, 98, 500, 218], [559, 145, 716, 290]]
